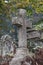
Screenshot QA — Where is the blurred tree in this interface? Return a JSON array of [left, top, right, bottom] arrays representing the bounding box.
[[0, 0, 43, 17]]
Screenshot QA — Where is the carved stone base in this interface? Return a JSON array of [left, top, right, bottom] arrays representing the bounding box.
[[9, 48, 29, 65]]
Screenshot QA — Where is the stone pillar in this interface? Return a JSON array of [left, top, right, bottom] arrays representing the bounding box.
[[10, 9, 29, 65]]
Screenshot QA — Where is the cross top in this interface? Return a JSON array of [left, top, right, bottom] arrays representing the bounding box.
[[18, 9, 26, 16]]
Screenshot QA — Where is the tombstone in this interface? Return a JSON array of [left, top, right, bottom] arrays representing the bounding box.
[[10, 9, 30, 65]]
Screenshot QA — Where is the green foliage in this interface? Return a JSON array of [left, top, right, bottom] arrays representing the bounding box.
[[34, 19, 43, 30], [0, 0, 43, 36], [0, 0, 43, 17]]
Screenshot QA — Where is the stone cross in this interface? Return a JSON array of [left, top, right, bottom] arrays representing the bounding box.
[[10, 9, 29, 65], [12, 9, 27, 48]]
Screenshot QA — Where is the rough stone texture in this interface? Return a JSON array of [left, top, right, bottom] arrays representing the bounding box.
[[10, 48, 29, 65], [1, 34, 14, 56], [27, 31, 40, 39], [18, 19, 27, 47], [12, 17, 23, 27], [10, 9, 30, 65], [18, 9, 26, 17], [25, 19, 32, 28], [12, 9, 27, 48]]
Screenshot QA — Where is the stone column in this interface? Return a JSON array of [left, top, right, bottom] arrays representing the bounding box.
[[10, 9, 29, 65]]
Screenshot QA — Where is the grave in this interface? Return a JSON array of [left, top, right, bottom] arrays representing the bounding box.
[[10, 9, 32, 65]]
